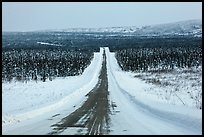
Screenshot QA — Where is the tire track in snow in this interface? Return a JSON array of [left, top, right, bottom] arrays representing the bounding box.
[[48, 48, 110, 135]]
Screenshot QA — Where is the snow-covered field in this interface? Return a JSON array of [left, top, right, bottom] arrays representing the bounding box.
[[133, 67, 202, 109], [2, 48, 103, 133], [105, 47, 202, 135], [2, 47, 202, 135]]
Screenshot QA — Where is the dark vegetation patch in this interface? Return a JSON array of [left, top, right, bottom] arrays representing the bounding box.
[[2, 32, 202, 82]]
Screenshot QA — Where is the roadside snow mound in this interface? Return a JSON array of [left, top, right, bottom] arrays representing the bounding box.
[[2, 48, 104, 126]]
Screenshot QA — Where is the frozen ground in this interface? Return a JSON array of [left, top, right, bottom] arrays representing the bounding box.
[[2, 47, 202, 135]]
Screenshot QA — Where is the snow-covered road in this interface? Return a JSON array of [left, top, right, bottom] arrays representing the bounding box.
[[2, 47, 202, 135]]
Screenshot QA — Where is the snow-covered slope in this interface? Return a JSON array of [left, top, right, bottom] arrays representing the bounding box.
[[50, 19, 202, 37], [134, 19, 202, 37]]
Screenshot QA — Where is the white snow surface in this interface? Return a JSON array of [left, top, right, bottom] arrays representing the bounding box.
[[2, 48, 103, 131], [105, 47, 202, 135], [37, 41, 62, 46], [2, 47, 202, 135]]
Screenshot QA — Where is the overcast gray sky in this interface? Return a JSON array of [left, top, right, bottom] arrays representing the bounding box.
[[2, 2, 202, 32]]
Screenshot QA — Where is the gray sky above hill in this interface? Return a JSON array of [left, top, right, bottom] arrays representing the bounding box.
[[2, 2, 202, 32]]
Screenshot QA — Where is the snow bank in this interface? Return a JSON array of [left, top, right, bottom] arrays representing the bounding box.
[[105, 47, 201, 117], [2, 48, 104, 127], [105, 47, 202, 134]]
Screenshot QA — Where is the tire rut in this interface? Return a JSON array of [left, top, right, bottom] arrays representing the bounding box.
[[48, 48, 110, 135]]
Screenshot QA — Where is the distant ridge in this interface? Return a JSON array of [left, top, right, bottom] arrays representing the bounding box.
[[40, 19, 201, 37], [3, 19, 202, 37]]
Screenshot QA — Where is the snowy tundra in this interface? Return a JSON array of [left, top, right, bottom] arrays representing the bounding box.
[[2, 47, 202, 135]]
